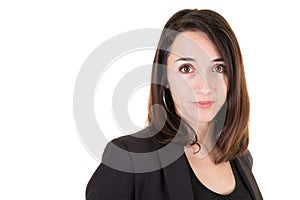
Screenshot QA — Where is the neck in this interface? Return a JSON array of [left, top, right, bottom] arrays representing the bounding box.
[[188, 121, 211, 142], [190, 121, 218, 159]]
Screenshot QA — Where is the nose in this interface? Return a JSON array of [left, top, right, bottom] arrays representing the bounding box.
[[192, 72, 210, 95]]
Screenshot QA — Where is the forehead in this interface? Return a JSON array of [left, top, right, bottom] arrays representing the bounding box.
[[168, 31, 220, 63]]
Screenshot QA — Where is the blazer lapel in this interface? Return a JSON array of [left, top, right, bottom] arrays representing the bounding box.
[[156, 139, 262, 200], [232, 157, 263, 200], [157, 142, 194, 200]]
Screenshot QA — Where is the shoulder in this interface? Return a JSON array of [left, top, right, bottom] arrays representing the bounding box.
[[244, 150, 253, 169], [86, 126, 166, 199], [234, 149, 254, 170], [232, 150, 263, 199], [86, 127, 153, 199], [107, 126, 165, 153], [98, 126, 167, 172]]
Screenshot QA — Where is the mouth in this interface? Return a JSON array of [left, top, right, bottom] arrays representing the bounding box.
[[192, 101, 214, 109]]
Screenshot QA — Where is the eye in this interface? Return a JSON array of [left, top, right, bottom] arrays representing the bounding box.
[[179, 64, 194, 74], [212, 64, 226, 73]]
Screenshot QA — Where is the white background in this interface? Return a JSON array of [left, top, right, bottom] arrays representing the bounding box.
[[1, 0, 300, 199]]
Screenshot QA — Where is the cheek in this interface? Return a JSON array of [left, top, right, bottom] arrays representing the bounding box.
[[167, 73, 192, 113], [168, 82, 188, 110], [167, 74, 192, 99], [209, 75, 227, 96], [220, 76, 228, 98]]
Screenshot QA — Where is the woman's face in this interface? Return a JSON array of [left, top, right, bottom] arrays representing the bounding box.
[[166, 31, 227, 129]]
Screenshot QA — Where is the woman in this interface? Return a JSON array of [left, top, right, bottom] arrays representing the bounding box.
[[86, 9, 263, 199]]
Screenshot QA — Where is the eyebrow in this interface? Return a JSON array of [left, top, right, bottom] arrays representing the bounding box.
[[212, 58, 224, 62], [175, 57, 196, 62], [175, 57, 224, 62]]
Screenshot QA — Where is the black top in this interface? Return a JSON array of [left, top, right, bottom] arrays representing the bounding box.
[[187, 155, 253, 200], [86, 127, 263, 199]]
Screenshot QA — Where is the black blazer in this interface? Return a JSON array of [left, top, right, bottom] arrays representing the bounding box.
[[86, 126, 263, 200]]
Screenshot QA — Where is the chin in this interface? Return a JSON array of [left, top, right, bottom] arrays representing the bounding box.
[[184, 115, 214, 125]]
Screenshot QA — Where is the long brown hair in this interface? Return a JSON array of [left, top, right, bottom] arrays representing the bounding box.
[[147, 9, 250, 164]]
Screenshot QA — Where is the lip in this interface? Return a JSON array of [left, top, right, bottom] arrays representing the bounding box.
[[192, 101, 214, 109]]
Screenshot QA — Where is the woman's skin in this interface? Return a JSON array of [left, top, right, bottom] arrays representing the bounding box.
[[167, 31, 235, 195]]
